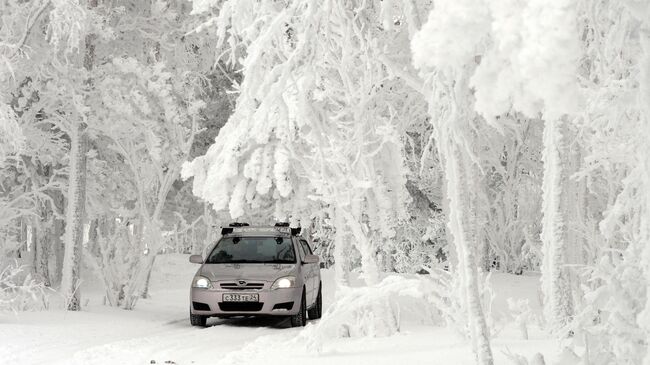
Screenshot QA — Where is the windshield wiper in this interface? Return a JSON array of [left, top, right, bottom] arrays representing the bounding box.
[[205, 259, 261, 264], [265, 260, 295, 264], [226, 259, 263, 263], [207, 259, 294, 264]]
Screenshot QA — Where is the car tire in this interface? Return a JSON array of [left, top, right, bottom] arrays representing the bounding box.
[[190, 312, 207, 327], [308, 283, 322, 320], [290, 289, 307, 327]]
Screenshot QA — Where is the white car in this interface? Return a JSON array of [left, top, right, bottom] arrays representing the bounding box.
[[189, 223, 322, 327]]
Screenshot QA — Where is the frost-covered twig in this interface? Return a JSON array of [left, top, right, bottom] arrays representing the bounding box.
[[0, 261, 53, 313]]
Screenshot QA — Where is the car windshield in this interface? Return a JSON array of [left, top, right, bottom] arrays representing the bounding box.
[[205, 236, 296, 264]]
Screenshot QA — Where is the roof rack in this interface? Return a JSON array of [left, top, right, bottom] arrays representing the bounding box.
[[229, 222, 250, 227], [274, 222, 301, 235], [220, 224, 302, 236]]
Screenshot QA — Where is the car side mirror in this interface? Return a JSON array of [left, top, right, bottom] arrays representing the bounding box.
[[189, 255, 203, 264], [319, 262, 326, 269], [303, 254, 319, 264]]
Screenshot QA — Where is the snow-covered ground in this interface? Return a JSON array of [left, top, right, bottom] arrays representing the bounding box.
[[0, 254, 558, 365]]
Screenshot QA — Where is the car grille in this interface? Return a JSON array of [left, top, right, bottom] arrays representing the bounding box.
[[220, 282, 264, 290], [218, 302, 264, 312]]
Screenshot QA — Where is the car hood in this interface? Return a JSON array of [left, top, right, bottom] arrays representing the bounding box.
[[199, 263, 297, 282]]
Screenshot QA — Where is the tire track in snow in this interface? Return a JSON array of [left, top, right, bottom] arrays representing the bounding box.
[[56, 318, 291, 365]]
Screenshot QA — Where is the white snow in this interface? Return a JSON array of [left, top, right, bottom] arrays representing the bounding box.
[[1, 254, 557, 365], [410, 0, 490, 70], [0, 105, 25, 166]]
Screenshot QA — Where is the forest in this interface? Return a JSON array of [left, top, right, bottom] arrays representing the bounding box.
[[1, 1, 649, 365]]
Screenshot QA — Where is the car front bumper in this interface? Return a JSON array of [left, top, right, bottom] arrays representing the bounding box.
[[190, 284, 302, 316]]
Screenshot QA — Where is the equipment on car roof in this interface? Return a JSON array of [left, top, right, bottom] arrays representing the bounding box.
[[220, 223, 302, 236], [229, 222, 250, 227], [290, 227, 301, 236], [274, 222, 301, 235]]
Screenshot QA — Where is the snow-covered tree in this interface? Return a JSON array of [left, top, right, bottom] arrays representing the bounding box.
[[410, 1, 494, 362], [85, 57, 204, 309], [1, 0, 81, 291], [411, 0, 650, 361], [184, 0, 422, 287], [566, 1, 650, 362], [482, 117, 543, 274], [58, 0, 94, 311], [422, 0, 582, 335]]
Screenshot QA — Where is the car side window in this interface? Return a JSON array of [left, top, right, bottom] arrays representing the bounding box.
[[300, 240, 313, 256], [296, 239, 307, 259]]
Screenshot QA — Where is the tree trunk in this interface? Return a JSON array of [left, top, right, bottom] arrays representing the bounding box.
[[35, 213, 51, 287], [565, 137, 585, 311], [442, 143, 494, 365], [540, 118, 573, 333], [202, 202, 213, 254], [438, 164, 457, 269], [61, 0, 96, 311], [426, 68, 494, 364], [140, 254, 157, 299], [51, 191, 66, 287], [19, 218, 28, 259], [333, 207, 350, 287], [343, 210, 380, 286], [61, 122, 88, 311], [28, 223, 37, 272]]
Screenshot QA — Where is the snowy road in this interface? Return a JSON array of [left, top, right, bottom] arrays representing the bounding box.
[[0, 254, 556, 365], [0, 309, 301, 365], [0, 254, 299, 365]]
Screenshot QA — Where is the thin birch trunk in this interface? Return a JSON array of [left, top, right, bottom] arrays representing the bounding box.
[[439, 163, 457, 269], [203, 202, 214, 253], [52, 192, 66, 287], [427, 69, 494, 364], [35, 213, 51, 287], [333, 208, 350, 287], [540, 118, 573, 333], [29, 223, 37, 272], [566, 140, 585, 310], [61, 0, 96, 310], [140, 254, 156, 300], [136, 120, 199, 302], [443, 144, 494, 365], [61, 122, 88, 311]]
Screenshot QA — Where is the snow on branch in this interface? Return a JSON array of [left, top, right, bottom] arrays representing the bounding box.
[[47, 0, 89, 54], [0, 104, 25, 167], [0, 261, 53, 313]]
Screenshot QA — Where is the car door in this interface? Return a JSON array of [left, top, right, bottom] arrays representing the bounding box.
[[295, 238, 312, 304], [299, 239, 316, 305], [294, 238, 306, 300]]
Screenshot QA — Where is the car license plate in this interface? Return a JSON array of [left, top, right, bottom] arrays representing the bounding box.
[[222, 293, 259, 302]]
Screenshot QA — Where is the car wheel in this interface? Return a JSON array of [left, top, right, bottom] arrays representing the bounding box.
[[190, 312, 207, 327], [308, 283, 322, 320], [290, 289, 307, 327]]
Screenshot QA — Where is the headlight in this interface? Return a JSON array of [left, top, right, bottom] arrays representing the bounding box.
[[192, 276, 212, 289], [271, 276, 296, 290]]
